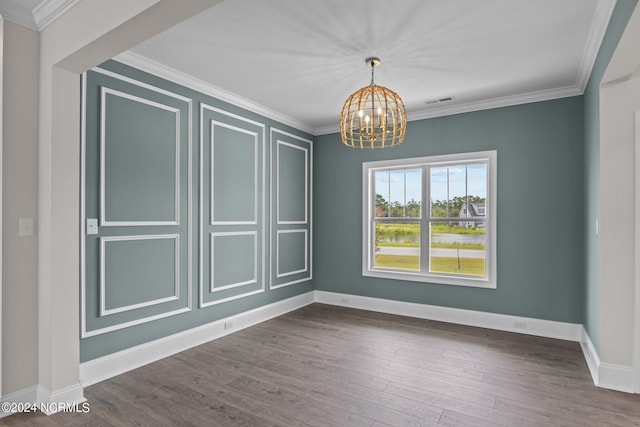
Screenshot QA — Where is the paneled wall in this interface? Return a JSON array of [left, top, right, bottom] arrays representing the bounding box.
[[270, 129, 312, 289], [81, 61, 313, 361]]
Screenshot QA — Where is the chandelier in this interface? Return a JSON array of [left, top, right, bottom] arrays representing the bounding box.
[[340, 57, 407, 149]]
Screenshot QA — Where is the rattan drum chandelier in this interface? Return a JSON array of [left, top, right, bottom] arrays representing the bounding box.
[[340, 57, 406, 149]]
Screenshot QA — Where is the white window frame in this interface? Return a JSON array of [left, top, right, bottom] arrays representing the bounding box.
[[362, 150, 497, 289]]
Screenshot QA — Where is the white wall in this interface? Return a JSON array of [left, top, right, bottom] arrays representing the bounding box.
[[600, 78, 638, 366], [1, 20, 40, 396], [599, 4, 640, 367], [0, 18, 4, 398]]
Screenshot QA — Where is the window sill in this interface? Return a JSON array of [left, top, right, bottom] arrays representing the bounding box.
[[363, 268, 497, 289]]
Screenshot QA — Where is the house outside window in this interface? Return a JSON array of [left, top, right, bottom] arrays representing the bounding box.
[[362, 151, 497, 288]]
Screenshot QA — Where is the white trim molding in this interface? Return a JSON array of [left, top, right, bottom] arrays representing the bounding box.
[[78, 290, 640, 395], [580, 327, 636, 393], [276, 229, 308, 278], [0, 0, 80, 31], [0, 386, 38, 418], [80, 291, 315, 387], [362, 151, 498, 289], [210, 231, 258, 292], [115, 51, 315, 135], [0, 383, 85, 417], [99, 234, 181, 316], [37, 383, 86, 416], [276, 140, 309, 225], [100, 87, 181, 227], [269, 128, 313, 290], [81, 67, 194, 339], [198, 103, 266, 309], [210, 120, 259, 225], [315, 291, 582, 342]]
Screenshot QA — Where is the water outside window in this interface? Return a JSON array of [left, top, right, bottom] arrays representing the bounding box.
[[429, 164, 487, 277], [373, 168, 421, 271]]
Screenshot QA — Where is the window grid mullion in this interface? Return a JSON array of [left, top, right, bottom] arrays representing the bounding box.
[[421, 164, 429, 274]]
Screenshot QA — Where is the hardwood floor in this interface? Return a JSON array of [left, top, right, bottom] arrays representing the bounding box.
[[3, 303, 640, 426]]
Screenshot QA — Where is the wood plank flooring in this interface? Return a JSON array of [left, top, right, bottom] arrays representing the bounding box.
[[3, 303, 640, 426]]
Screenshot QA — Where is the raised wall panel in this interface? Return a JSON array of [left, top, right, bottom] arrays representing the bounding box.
[[277, 140, 308, 224], [101, 88, 180, 226], [100, 235, 179, 316], [211, 122, 257, 224], [82, 66, 192, 338], [200, 103, 265, 307], [210, 232, 257, 291], [276, 229, 307, 277], [270, 128, 312, 289]]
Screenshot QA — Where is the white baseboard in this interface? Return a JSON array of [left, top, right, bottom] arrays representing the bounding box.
[[317, 291, 640, 393], [314, 291, 583, 342], [580, 326, 601, 384], [37, 383, 86, 415], [6, 288, 634, 418], [0, 385, 38, 418], [580, 327, 636, 393], [80, 291, 315, 387], [0, 383, 85, 418], [73, 289, 633, 395]]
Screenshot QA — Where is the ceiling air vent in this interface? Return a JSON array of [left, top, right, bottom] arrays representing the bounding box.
[[425, 96, 453, 105]]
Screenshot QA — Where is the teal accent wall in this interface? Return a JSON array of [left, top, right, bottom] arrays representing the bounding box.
[[81, 60, 313, 362], [583, 0, 638, 352], [315, 97, 585, 323]]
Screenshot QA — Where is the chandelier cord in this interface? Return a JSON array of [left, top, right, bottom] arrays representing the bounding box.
[[370, 60, 375, 85]]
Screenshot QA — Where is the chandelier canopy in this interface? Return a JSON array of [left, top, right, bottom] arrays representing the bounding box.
[[340, 57, 407, 149]]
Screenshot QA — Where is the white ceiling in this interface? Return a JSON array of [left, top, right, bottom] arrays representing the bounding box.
[[1, 0, 616, 134], [128, 0, 615, 134]]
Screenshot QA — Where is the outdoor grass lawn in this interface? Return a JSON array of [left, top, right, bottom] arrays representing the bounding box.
[[374, 255, 485, 276], [378, 242, 485, 250]]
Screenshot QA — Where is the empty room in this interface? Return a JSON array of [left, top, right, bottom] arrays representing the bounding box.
[[2, 0, 640, 425]]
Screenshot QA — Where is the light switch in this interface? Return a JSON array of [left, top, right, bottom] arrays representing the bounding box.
[[87, 218, 98, 235], [19, 218, 34, 237]]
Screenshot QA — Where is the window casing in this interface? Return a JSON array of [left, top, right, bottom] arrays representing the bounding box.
[[362, 151, 497, 288]]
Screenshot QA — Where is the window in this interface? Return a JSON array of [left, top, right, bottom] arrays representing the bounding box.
[[362, 151, 496, 288]]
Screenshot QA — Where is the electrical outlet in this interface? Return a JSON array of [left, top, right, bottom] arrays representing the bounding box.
[[513, 320, 527, 329]]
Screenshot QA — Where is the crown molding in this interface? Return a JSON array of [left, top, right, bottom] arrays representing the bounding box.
[[114, 51, 316, 136], [576, 0, 617, 91], [33, 0, 79, 30], [406, 85, 583, 123], [0, 0, 79, 31], [0, 0, 38, 30], [315, 84, 583, 136]]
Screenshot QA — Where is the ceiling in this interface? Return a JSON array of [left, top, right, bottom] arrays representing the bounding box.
[[127, 0, 615, 134], [1, 0, 616, 135]]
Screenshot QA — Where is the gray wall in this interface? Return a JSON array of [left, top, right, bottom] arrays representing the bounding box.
[[2, 20, 40, 395], [315, 97, 585, 323], [582, 0, 637, 353], [81, 60, 313, 362]]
